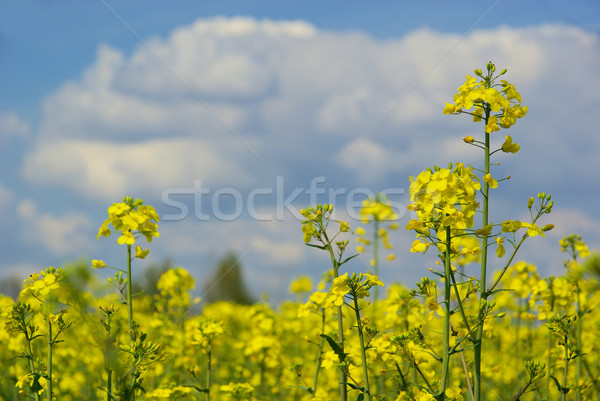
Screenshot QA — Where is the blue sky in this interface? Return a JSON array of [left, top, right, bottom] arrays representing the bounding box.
[[1, 1, 599, 302]]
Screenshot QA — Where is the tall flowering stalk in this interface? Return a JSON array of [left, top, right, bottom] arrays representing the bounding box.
[[406, 62, 553, 399], [356, 193, 398, 303], [300, 204, 354, 401], [192, 318, 225, 401], [95, 196, 159, 400], [327, 272, 383, 401], [443, 62, 529, 401], [560, 234, 590, 401], [7, 267, 70, 401], [406, 163, 480, 397]]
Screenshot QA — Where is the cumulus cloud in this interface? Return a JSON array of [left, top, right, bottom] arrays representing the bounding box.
[[16, 17, 600, 296], [0, 111, 29, 139], [23, 19, 599, 205], [0, 182, 13, 210], [23, 138, 258, 202], [17, 200, 95, 255]]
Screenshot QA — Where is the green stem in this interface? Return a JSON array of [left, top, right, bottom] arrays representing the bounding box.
[[516, 298, 522, 363], [372, 218, 380, 302], [206, 344, 212, 401], [24, 324, 40, 401], [126, 244, 135, 401], [448, 271, 474, 399], [562, 333, 569, 401], [47, 318, 53, 401], [575, 281, 582, 401], [449, 270, 471, 333], [106, 368, 112, 401], [414, 357, 435, 393], [127, 244, 134, 340], [546, 326, 552, 400], [474, 113, 491, 401], [322, 229, 348, 401], [440, 226, 452, 399], [259, 355, 266, 399], [353, 296, 371, 401], [312, 309, 326, 396]]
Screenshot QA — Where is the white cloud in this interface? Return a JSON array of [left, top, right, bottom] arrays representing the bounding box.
[[23, 19, 600, 205], [23, 138, 258, 202], [548, 208, 598, 238], [16, 18, 600, 299], [0, 183, 13, 210], [17, 200, 95, 255], [0, 112, 29, 139]]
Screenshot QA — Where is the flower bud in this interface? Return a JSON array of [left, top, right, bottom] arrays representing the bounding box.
[[500, 68, 507, 75], [542, 224, 555, 232], [527, 197, 534, 209], [463, 136, 475, 143], [474, 68, 483, 76]]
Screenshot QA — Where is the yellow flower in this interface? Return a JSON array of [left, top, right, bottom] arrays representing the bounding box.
[[483, 173, 498, 189], [135, 245, 149, 259], [97, 197, 159, 246], [501, 219, 521, 233], [443, 102, 460, 114], [521, 222, 545, 237], [425, 296, 445, 320], [289, 276, 313, 294], [501, 135, 520, 153], [410, 239, 430, 254], [444, 64, 526, 133], [475, 223, 493, 237], [21, 267, 62, 298], [445, 386, 464, 400], [91, 259, 106, 269], [494, 236, 505, 258], [339, 220, 350, 232]]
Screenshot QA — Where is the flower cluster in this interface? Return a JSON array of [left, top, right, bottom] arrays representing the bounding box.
[[406, 163, 480, 254], [355, 194, 399, 264], [97, 196, 159, 246], [327, 272, 384, 306], [560, 234, 591, 261], [443, 62, 527, 133], [155, 267, 197, 313], [192, 318, 225, 350], [21, 267, 62, 299], [300, 204, 349, 244]]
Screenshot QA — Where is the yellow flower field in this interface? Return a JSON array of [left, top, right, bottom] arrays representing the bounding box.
[[1, 63, 599, 401]]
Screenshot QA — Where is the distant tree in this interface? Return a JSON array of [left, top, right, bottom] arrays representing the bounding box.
[[203, 251, 254, 305], [0, 273, 22, 299]]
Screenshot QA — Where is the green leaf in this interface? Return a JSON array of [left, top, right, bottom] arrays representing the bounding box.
[[487, 288, 514, 297], [289, 385, 313, 394], [346, 382, 365, 392], [340, 254, 359, 265], [550, 375, 570, 394], [320, 334, 347, 362], [306, 243, 327, 250], [475, 224, 493, 237]]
